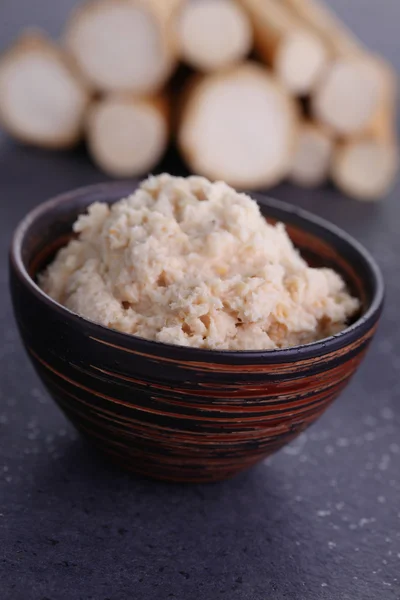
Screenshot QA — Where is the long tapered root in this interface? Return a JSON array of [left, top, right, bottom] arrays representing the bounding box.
[[86, 94, 169, 177], [281, 0, 364, 57], [65, 0, 178, 94], [0, 31, 89, 149], [312, 56, 385, 136], [275, 30, 328, 96], [331, 63, 399, 201], [178, 63, 297, 189], [238, 0, 328, 95], [332, 141, 398, 201], [290, 121, 333, 187], [176, 0, 252, 72]]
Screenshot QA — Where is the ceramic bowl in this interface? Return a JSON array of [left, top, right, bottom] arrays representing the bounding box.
[[10, 182, 384, 482]]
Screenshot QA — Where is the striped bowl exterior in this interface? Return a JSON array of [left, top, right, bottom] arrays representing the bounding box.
[[10, 183, 384, 482]]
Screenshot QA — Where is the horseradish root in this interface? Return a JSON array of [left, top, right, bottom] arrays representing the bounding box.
[[290, 121, 333, 187], [0, 31, 89, 149], [176, 0, 252, 72], [65, 0, 180, 94], [280, 0, 385, 135], [281, 0, 363, 56], [178, 63, 297, 189], [312, 55, 386, 136], [238, 0, 328, 95], [332, 64, 399, 201], [86, 93, 169, 177]]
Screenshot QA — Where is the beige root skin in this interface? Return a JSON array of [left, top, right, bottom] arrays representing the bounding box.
[[86, 93, 169, 178], [175, 0, 252, 73], [64, 0, 181, 95], [290, 121, 333, 187], [331, 64, 399, 201], [281, 0, 386, 136], [281, 0, 363, 57], [332, 140, 398, 202], [238, 0, 328, 95], [312, 55, 386, 137], [178, 62, 298, 190], [0, 31, 90, 149]]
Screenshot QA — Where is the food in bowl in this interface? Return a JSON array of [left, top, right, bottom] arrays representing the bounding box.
[[11, 180, 383, 481], [40, 174, 359, 350]]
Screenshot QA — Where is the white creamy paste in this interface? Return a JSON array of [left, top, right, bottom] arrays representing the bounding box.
[[40, 174, 359, 350]]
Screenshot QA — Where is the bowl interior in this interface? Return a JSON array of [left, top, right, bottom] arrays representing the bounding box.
[[16, 182, 381, 336]]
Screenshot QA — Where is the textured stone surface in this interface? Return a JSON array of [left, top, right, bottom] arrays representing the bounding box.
[[1, 2, 399, 599]]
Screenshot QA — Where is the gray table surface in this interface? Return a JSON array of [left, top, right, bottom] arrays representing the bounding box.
[[1, 2, 399, 599]]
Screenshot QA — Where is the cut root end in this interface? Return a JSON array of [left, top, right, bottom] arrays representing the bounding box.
[[332, 140, 398, 201], [276, 30, 328, 95], [86, 94, 169, 178], [178, 63, 297, 189], [176, 0, 252, 72], [313, 57, 385, 136], [0, 31, 89, 149], [64, 0, 177, 94], [290, 121, 333, 187]]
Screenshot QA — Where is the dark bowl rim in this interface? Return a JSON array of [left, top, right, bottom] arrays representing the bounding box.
[[10, 180, 385, 363]]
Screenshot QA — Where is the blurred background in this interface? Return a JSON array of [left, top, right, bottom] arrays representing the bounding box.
[[4, 0, 398, 53], [0, 0, 398, 203]]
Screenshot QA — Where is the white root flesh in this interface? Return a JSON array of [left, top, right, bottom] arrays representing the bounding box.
[[178, 62, 298, 189], [312, 54, 387, 136], [64, 0, 181, 94], [281, 0, 386, 135], [86, 94, 169, 178], [176, 0, 252, 72], [238, 0, 328, 95], [290, 121, 333, 187], [331, 64, 399, 201], [0, 31, 89, 149]]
